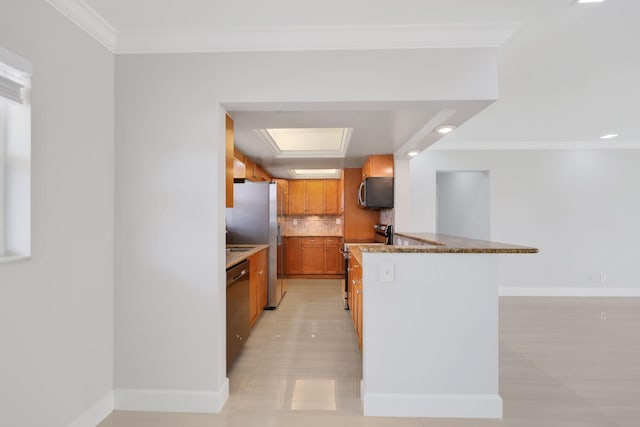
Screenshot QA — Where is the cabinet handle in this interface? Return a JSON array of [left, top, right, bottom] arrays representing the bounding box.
[[356, 290, 360, 294]]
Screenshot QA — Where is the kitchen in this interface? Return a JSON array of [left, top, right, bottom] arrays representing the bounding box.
[[223, 109, 537, 419], [3, 1, 639, 427], [224, 147, 395, 365]]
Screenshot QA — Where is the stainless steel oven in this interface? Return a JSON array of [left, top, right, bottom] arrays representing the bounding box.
[[343, 224, 393, 309]]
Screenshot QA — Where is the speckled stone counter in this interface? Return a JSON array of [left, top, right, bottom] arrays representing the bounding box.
[[225, 244, 269, 269], [359, 232, 538, 254]]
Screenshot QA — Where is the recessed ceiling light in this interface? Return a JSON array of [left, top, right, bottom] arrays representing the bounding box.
[[255, 128, 353, 158], [436, 124, 456, 135], [577, 0, 605, 4], [600, 133, 619, 140], [408, 150, 420, 157], [289, 169, 340, 179]]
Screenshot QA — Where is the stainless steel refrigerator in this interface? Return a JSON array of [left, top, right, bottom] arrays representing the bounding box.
[[226, 181, 286, 308]]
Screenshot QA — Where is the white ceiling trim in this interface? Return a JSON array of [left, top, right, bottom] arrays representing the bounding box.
[[41, 2, 520, 54], [114, 24, 519, 54], [429, 141, 640, 151], [46, 0, 116, 51]]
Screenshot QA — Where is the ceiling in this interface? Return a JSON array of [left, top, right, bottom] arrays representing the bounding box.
[[47, 0, 640, 176]]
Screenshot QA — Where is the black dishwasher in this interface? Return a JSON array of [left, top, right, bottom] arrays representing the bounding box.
[[226, 260, 250, 371]]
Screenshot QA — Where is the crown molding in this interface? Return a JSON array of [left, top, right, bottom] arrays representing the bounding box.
[[429, 140, 640, 151], [114, 23, 519, 54], [46, 0, 116, 51], [43, 2, 519, 54]]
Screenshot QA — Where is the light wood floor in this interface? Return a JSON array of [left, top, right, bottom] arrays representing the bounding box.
[[100, 280, 640, 427]]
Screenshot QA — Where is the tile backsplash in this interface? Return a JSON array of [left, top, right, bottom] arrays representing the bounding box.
[[282, 215, 343, 236]]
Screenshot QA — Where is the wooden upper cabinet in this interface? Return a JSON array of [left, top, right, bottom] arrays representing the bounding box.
[[288, 180, 306, 214], [338, 170, 345, 214], [305, 180, 324, 214], [287, 179, 339, 215], [244, 157, 256, 181], [362, 154, 394, 179], [233, 148, 246, 182], [273, 179, 289, 215], [323, 179, 339, 214], [225, 114, 234, 207]]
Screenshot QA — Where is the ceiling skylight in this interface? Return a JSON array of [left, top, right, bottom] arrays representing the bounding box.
[[255, 127, 353, 158], [289, 169, 340, 179]]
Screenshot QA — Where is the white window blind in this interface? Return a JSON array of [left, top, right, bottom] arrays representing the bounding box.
[[0, 74, 24, 104], [0, 46, 31, 261]]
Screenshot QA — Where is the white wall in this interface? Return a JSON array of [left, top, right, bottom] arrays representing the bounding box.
[[410, 149, 640, 293], [436, 171, 490, 240], [114, 47, 499, 411], [0, 1, 114, 426], [362, 252, 501, 418]]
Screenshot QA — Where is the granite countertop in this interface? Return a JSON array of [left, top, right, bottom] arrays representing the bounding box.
[[348, 232, 537, 257], [225, 244, 269, 269]]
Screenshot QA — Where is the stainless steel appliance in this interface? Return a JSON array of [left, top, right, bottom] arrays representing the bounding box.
[[226, 181, 287, 308], [358, 177, 394, 209], [226, 260, 249, 370], [343, 224, 393, 309]]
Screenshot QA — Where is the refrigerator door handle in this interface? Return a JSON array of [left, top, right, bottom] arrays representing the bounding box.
[[277, 223, 282, 245]]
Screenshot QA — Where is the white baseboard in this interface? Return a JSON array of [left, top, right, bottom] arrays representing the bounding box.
[[499, 287, 640, 297], [363, 392, 502, 418], [114, 379, 229, 414], [67, 391, 114, 427]]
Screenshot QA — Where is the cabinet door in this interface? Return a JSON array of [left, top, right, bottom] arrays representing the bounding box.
[[226, 115, 234, 207], [323, 180, 338, 214], [323, 245, 342, 274], [338, 171, 345, 214], [348, 257, 360, 330], [273, 179, 289, 216], [249, 252, 259, 327], [304, 180, 324, 214], [301, 245, 324, 274], [356, 280, 363, 349], [362, 154, 393, 178], [285, 237, 302, 274], [256, 249, 268, 312], [245, 158, 257, 181], [288, 180, 306, 214]]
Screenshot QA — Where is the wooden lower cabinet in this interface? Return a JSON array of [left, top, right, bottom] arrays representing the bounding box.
[[324, 236, 344, 274], [284, 237, 302, 274], [301, 244, 324, 274], [285, 236, 344, 276], [249, 248, 268, 327], [348, 255, 363, 349]]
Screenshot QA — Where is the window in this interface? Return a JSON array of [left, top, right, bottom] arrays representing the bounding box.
[[0, 46, 31, 262]]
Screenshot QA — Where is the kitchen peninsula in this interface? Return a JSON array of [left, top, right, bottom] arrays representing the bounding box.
[[351, 232, 537, 419]]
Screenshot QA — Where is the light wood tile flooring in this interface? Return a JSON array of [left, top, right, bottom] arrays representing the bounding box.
[[100, 281, 640, 427]]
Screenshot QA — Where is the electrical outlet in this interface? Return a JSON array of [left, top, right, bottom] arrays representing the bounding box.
[[379, 262, 394, 283], [600, 273, 607, 283], [601, 311, 607, 320], [336, 218, 341, 225], [293, 219, 297, 225]]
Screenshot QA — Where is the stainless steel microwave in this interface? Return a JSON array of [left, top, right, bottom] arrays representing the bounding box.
[[358, 177, 394, 209]]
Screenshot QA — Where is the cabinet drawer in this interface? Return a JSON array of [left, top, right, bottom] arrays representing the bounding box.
[[301, 237, 323, 246], [324, 237, 341, 245]]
